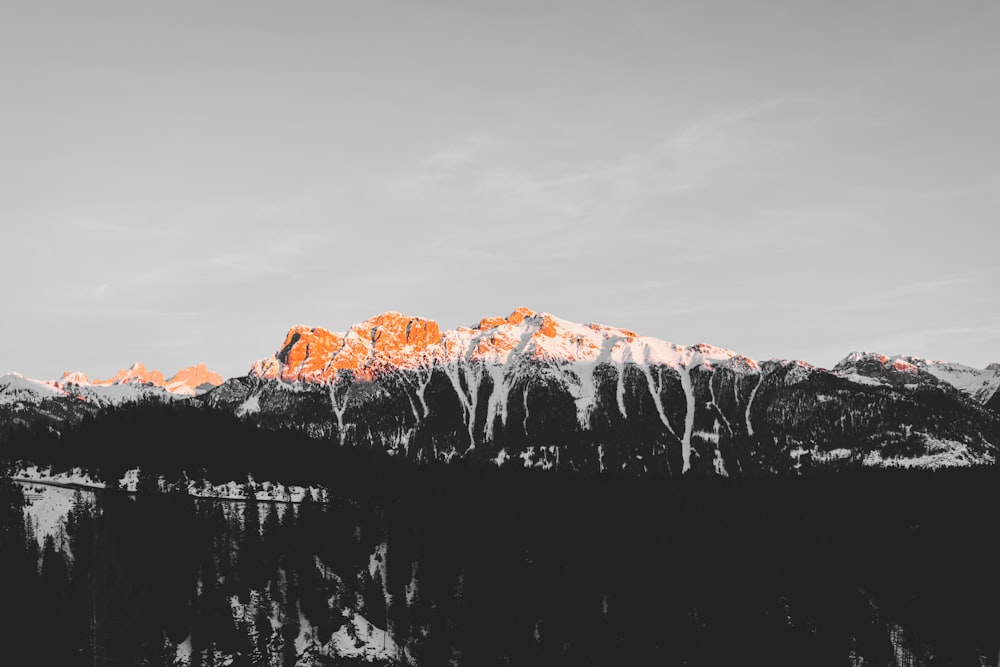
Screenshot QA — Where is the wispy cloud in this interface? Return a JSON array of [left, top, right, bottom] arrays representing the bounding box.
[[389, 97, 794, 231], [828, 277, 975, 313]]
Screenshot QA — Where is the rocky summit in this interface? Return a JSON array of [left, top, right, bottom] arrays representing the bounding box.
[[4, 308, 999, 475]]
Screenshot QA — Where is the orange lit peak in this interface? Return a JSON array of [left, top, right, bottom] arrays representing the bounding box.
[[167, 363, 224, 392], [250, 308, 757, 384], [537, 314, 558, 338], [94, 362, 167, 388], [477, 316, 507, 331], [60, 371, 90, 384], [83, 362, 223, 394], [890, 358, 918, 372], [505, 306, 536, 325], [253, 311, 444, 382]]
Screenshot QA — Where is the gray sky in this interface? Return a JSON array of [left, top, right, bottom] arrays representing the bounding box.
[[2, 0, 998, 380]]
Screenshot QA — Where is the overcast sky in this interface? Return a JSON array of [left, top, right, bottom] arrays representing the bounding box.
[[2, 0, 998, 380]]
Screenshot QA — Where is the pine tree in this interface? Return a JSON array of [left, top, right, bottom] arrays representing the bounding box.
[[39, 534, 72, 665], [237, 483, 264, 601]]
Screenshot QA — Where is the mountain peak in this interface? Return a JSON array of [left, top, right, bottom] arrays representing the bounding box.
[[249, 308, 757, 384], [835, 351, 921, 376], [505, 306, 537, 325], [166, 364, 225, 396], [60, 371, 90, 385], [253, 312, 444, 382], [79, 362, 223, 395], [94, 363, 166, 388]]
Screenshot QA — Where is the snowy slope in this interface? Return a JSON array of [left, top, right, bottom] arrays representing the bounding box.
[[0, 373, 71, 406], [0, 363, 227, 408], [906, 358, 1000, 403], [231, 308, 1000, 474], [834, 351, 1000, 403]]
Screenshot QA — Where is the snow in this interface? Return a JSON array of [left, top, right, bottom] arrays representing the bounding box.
[[678, 363, 695, 473], [519, 446, 558, 470], [253, 307, 757, 395], [17, 465, 102, 488], [567, 360, 600, 428], [707, 374, 733, 435], [328, 383, 352, 447], [243, 309, 801, 475], [482, 364, 511, 439], [0, 372, 69, 405], [175, 634, 193, 665], [326, 609, 401, 662], [0, 370, 195, 408], [20, 481, 76, 545], [790, 447, 853, 465], [640, 365, 678, 438], [835, 352, 1000, 404], [912, 358, 1000, 403], [842, 373, 884, 387], [788, 441, 992, 470], [781, 360, 815, 385], [165, 381, 197, 396], [15, 466, 328, 505], [442, 362, 480, 449], [236, 394, 260, 416], [745, 373, 763, 437], [614, 360, 628, 418], [75, 383, 157, 406], [793, 433, 997, 470], [694, 429, 720, 444], [863, 437, 993, 469]]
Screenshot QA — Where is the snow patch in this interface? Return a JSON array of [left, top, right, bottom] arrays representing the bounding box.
[[864, 438, 993, 469], [236, 394, 260, 416], [842, 373, 884, 387]]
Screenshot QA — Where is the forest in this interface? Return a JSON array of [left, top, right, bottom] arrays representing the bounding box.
[[2, 401, 1000, 665]]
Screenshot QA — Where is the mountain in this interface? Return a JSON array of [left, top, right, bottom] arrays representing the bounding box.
[[164, 363, 225, 395], [3, 309, 997, 474], [70, 361, 225, 397], [0, 363, 224, 433], [204, 308, 1000, 474], [53, 362, 225, 401], [833, 351, 1000, 404]]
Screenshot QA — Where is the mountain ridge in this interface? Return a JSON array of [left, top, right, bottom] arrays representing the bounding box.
[[3, 308, 998, 475]]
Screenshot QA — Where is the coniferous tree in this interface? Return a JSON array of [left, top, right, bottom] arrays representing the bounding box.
[[237, 483, 264, 601], [39, 533, 73, 665]]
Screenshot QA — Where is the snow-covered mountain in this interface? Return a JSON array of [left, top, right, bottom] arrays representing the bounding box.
[[63, 361, 225, 399], [834, 351, 1000, 403], [0, 362, 224, 415], [205, 308, 1000, 473], [3, 309, 998, 474], [0, 373, 75, 406]]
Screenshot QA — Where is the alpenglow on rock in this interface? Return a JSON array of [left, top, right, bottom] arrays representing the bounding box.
[[3, 309, 998, 475], [201, 308, 1000, 474]]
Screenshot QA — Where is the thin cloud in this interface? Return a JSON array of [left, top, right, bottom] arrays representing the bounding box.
[[828, 277, 975, 313], [389, 97, 794, 235]]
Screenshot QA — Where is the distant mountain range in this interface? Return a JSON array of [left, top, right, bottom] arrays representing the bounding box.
[[4, 308, 999, 474]]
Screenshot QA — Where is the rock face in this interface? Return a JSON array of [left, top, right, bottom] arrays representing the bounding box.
[[202, 308, 1000, 474], [0, 362, 226, 431], [166, 363, 225, 396], [4, 308, 998, 475], [251, 312, 442, 382], [68, 362, 225, 397], [93, 362, 167, 389], [834, 351, 1000, 404]]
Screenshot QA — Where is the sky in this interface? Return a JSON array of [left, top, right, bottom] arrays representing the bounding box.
[[2, 0, 998, 380]]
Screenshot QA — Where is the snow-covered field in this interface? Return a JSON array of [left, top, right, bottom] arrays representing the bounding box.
[[14, 466, 332, 543]]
